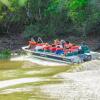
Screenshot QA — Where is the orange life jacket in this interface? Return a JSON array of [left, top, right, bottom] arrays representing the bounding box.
[[29, 41, 37, 46]]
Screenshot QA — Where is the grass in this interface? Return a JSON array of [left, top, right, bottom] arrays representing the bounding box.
[[0, 50, 11, 60]]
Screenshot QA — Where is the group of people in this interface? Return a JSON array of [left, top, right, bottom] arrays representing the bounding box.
[[28, 38, 83, 55]]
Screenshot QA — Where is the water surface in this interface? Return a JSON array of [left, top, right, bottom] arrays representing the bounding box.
[[0, 59, 100, 100]]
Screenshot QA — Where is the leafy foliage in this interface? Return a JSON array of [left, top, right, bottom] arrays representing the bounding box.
[[0, 49, 11, 59], [0, 0, 100, 38]]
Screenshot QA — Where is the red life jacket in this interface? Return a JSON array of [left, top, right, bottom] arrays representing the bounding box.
[[36, 43, 44, 46], [56, 48, 63, 51], [64, 43, 73, 48], [69, 46, 80, 52], [50, 47, 57, 52], [71, 46, 80, 50], [43, 46, 51, 50]]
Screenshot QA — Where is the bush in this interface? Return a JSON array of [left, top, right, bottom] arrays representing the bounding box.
[[0, 49, 11, 59]]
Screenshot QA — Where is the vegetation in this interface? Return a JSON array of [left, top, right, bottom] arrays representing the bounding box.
[[0, 0, 100, 38], [0, 49, 11, 59]]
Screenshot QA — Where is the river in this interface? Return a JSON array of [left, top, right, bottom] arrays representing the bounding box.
[[0, 55, 100, 100]]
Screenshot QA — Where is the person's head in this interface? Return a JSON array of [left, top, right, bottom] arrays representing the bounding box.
[[52, 44, 56, 47], [54, 39, 60, 44], [54, 39, 59, 42], [72, 44, 75, 46], [66, 41, 69, 44], [45, 43, 49, 45], [81, 41, 86, 45]]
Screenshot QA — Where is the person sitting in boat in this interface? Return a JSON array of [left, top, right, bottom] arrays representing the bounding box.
[[43, 43, 51, 51], [55, 46, 64, 55], [53, 39, 62, 47], [78, 42, 90, 54], [54, 39, 64, 48], [60, 39, 66, 48], [69, 45, 80, 52], [34, 42, 44, 51], [28, 37, 44, 50], [54, 39, 60, 45], [64, 41, 73, 49], [28, 39, 37, 49], [63, 42, 80, 55], [34, 42, 51, 51], [49, 39, 60, 52], [28, 36, 40, 49], [49, 44, 57, 53]]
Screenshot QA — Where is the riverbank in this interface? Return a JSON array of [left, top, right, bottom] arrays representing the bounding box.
[[0, 34, 100, 52], [0, 34, 26, 51]]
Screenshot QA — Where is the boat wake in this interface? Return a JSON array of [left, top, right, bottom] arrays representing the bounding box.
[[10, 55, 67, 66], [40, 59, 100, 100], [0, 78, 42, 89]]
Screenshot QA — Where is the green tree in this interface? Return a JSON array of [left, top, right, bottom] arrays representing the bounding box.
[[0, 0, 100, 38], [0, 0, 28, 34]]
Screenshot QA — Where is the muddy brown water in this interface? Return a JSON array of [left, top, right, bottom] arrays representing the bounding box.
[[0, 58, 100, 100]]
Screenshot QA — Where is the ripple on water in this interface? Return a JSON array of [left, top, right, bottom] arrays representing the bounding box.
[[40, 60, 100, 100], [2, 70, 19, 78]]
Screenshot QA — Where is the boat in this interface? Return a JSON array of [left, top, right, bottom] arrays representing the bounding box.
[[22, 38, 92, 64]]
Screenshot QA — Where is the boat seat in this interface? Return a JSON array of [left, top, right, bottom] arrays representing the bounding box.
[[66, 51, 78, 56], [66, 52, 74, 57]]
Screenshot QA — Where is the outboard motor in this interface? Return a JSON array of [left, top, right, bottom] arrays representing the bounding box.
[[79, 53, 92, 62]]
